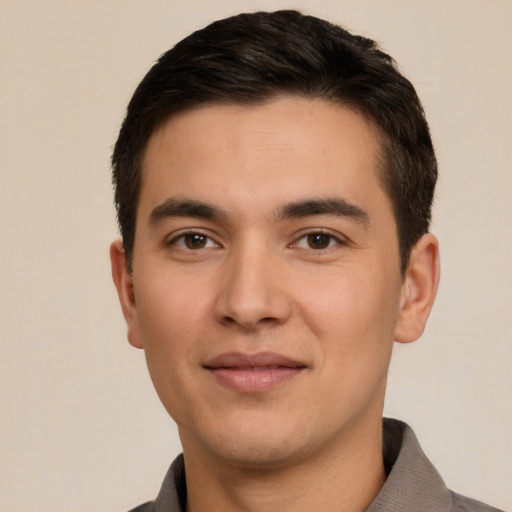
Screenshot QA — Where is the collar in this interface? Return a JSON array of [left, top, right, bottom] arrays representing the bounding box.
[[366, 418, 452, 511], [153, 418, 454, 512]]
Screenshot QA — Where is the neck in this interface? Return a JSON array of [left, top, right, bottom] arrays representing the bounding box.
[[183, 418, 386, 512]]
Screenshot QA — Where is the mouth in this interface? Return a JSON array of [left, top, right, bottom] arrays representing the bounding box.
[[204, 351, 307, 393]]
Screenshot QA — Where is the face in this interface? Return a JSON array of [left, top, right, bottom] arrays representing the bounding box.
[[112, 96, 438, 469]]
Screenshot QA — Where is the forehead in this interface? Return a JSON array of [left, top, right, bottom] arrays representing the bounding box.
[[139, 97, 390, 223]]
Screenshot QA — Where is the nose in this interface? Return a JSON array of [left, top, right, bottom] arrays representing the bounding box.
[[214, 243, 291, 330]]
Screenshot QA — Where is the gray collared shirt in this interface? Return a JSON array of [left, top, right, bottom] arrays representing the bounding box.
[[129, 418, 503, 512]]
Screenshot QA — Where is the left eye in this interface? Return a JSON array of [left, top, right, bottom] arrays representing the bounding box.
[[171, 233, 218, 250], [293, 233, 341, 250]]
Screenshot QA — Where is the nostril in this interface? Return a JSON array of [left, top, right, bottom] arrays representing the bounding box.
[[221, 314, 281, 329], [214, 279, 292, 328]]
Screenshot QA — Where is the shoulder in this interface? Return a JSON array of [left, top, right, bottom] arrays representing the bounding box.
[[374, 419, 504, 512], [127, 502, 155, 512], [126, 453, 186, 512], [450, 491, 505, 512]]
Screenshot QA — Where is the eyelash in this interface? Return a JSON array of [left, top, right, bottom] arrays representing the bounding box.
[[290, 231, 345, 250], [167, 230, 345, 251], [168, 231, 220, 250]]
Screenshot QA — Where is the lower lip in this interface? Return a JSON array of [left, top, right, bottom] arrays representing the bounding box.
[[208, 367, 304, 392]]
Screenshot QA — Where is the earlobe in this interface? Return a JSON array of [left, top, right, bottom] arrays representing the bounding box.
[[394, 233, 440, 344], [110, 240, 144, 349]]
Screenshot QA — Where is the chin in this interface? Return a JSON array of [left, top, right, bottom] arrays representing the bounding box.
[[191, 417, 316, 470], [217, 440, 306, 470]]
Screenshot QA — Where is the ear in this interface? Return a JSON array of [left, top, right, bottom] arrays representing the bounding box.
[[110, 240, 144, 349], [394, 233, 440, 344]]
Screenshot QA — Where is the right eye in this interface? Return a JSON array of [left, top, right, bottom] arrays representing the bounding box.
[[170, 232, 219, 250]]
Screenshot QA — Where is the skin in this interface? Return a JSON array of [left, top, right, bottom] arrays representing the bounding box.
[[111, 96, 440, 512]]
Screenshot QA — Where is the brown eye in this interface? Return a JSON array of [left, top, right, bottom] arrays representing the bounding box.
[[307, 233, 331, 249], [184, 233, 208, 249], [292, 232, 342, 251], [170, 232, 218, 250]]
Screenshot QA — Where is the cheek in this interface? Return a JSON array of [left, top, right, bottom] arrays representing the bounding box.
[[135, 265, 212, 337], [297, 265, 401, 375], [133, 270, 214, 382], [302, 268, 399, 333], [133, 274, 213, 421]]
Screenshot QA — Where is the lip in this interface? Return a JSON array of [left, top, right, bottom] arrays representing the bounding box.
[[204, 351, 307, 393]]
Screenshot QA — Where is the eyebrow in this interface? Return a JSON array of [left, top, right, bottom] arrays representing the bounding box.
[[278, 198, 370, 227], [148, 196, 370, 227], [148, 198, 225, 226]]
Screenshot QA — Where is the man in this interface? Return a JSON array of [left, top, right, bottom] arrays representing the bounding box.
[[110, 10, 501, 512]]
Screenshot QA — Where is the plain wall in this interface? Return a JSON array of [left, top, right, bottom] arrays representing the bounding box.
[[1, 1, 511, 510]]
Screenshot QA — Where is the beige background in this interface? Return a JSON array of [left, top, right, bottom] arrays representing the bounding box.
[[1, 1, 511, 511]]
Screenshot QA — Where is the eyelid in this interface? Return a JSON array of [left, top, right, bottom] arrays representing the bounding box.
[[166, 229, 221, 249], [290, 229, 348, 249], [164, 227, 347, 250]]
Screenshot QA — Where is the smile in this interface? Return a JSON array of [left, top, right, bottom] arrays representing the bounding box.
[[204, 351, 307, 392]]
